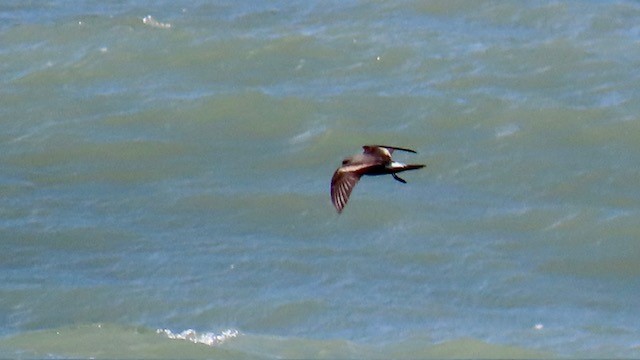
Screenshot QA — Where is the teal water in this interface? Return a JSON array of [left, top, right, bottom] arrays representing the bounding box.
[[2, 1, 640, 358]]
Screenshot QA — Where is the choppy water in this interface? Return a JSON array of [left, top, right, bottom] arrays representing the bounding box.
[[2, 1, 640, 358]]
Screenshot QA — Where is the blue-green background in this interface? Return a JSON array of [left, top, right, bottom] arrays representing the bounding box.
[[2, 1, 639, 358]]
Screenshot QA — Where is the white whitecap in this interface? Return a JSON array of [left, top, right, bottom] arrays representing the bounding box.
[[157, 328, 239, 346], [545, 212, 579, 230], [289, 124, 326, 145], [142, 15, 172, 29], [495, 123, 520, 138]]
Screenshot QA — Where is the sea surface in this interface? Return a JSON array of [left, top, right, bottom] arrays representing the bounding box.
[[2, 1, 640, 358]]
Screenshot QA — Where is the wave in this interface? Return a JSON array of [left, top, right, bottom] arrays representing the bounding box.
[[157, 328, 239, 346], [0, 323, 550, 359]]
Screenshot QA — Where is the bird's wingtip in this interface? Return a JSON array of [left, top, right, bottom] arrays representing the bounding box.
[[365, 145, 418, 153]]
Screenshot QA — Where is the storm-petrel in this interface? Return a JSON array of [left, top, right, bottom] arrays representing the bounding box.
[[331, 145, 425, 213]]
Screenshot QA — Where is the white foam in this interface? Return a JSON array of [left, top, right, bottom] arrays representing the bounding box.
[[142, 15, 172, 29], [289, 124, 326, 145], [495, 123, 520, 138], [157, 328, 239, 346], [545, 212, 579, 230]]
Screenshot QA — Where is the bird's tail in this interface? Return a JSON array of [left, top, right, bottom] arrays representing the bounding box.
[[390, 164, 425, 183]]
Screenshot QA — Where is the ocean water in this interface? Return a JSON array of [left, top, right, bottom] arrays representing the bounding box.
[[1, 0, 640, 358]]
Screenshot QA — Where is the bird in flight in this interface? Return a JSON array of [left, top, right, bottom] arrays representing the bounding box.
[[330, 145, 425, 213]]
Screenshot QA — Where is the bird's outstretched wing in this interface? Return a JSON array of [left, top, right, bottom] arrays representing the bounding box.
[[330, 168, 362, 213], [363, 145, 417, 154]]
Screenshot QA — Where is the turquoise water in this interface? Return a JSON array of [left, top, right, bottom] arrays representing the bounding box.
[[2, 1, 640, 358]]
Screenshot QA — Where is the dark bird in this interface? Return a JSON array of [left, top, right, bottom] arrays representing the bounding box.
[[331, 145, 425, 213]]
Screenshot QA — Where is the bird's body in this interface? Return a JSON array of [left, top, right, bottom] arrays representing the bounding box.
[[331, 145, 425, 213]]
